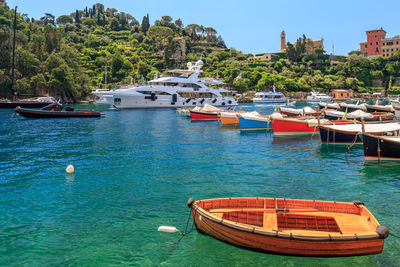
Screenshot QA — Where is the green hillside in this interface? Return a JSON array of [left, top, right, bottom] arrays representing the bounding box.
[[0, 3, 400, 102]]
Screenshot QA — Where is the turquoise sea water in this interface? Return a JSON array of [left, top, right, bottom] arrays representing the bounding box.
[[1, 104, 399, 266]]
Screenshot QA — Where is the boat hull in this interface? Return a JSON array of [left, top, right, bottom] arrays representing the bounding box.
[[271, 118, 317, 135], [365, 104, 393, 113], [190, 111, 219, 120], [363, 134, 400, 160], [15, 108, 102, 118], [220, 116, 239, 125], [189, 198, 386, 256], [0, 101, 53, 109], [324, 113, 393, 122], [239, 117, 271, 130], [393, 105, 400, 118], [319, 127, 361, 144]]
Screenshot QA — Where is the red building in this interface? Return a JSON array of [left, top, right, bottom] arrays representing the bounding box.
[[360, 28, 386, 57]]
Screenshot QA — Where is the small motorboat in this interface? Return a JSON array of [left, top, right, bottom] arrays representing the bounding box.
[[219, 111, 242, 125], [190, 104, 225, 120], [238, 112, 279, 130], [271, 116, 329, 136], [15, 103, 103, 118], [362, 133, 400, 161], [324, 110, 394, 122], [318, 102, 340, 110], [319, 122, 400, 144], [187, 197, 389, 256], [279, 106, 320, 117], [392, 105, 400, 118], [307, 92, 332, 102], [365, 103, 394, 113], [339, 102, 366, 112], [0, 97, 56, 109]]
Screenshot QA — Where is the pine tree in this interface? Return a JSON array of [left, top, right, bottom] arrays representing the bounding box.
[[75, 10, 80, 24], [97, 12, 101, 25], [141, 14, 150, 34]]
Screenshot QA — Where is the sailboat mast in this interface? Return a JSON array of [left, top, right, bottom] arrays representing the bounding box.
[[10, 6, 17, 99], [105, 65, 107, 89]]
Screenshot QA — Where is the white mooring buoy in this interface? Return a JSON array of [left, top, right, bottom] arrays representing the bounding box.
[[158, 226, 179, 233], [66, 164, 74, 174]]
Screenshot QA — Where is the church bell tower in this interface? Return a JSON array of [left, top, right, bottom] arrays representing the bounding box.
[[280, 30, 286, 52]]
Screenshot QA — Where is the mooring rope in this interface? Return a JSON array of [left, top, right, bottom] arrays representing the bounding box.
[[345, 134, 359, 159], [158, 209, 196, 265]]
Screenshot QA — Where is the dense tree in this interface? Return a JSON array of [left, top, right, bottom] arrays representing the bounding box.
[[56, 15, 73, 26]]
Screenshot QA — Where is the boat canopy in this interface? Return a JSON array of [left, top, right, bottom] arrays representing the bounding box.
[[323, 122, 400, 133]]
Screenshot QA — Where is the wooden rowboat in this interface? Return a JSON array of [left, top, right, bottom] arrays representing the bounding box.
[[15, 107, 102, 118], [187, 197, 389, 256]]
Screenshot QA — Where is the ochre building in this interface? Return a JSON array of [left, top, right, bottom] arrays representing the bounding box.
[[360, 28, 400, 58], [280, 30, 324, 55]]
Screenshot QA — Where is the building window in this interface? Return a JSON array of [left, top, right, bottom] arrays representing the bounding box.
[[382, 49, 385, 52], [365, 44, 367, 48], [392, 49, 394, 51], [376, 42, 378, 45], [397, 41, 399, 44], [375, 35, 377, 38], [383, 43, 385, 46], [370, 42, 372, 46], [376, 48, 379, 52]]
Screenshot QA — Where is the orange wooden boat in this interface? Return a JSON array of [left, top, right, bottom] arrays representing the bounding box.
[[187, 197, 388, 256], [219, 111, 241, 125]]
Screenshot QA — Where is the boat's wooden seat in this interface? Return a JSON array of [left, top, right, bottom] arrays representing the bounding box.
[[207, 209, 375, 236]]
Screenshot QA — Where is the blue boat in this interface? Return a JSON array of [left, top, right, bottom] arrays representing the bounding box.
[[239, 113, 271, 130]]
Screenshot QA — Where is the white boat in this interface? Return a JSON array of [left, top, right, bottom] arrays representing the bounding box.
[[92, 60, 237, 108], [253, 86, 287, 104], [307, 92, 332, 102], [318, 102, 340, 110]]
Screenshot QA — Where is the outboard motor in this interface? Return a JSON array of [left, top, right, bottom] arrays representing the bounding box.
[[41, 102, 62, 111]]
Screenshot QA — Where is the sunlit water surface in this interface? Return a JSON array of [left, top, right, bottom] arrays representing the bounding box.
[[0, 104, 399, 266]]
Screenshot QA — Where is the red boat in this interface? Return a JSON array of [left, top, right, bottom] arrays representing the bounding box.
[[271, 117, 323, 135], [190, 110, 219, 120]]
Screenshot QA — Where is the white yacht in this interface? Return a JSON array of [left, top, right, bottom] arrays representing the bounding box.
[[92, 60, 237, 108], [252, 86, 287, 104], [307, 92, 332, 102]]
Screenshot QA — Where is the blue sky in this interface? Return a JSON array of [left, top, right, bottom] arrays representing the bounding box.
[[6, 0, 400, 56]]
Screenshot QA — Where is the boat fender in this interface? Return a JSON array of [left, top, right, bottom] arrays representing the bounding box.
[[353, 200, 365, 206], [212, 99, 217, 103], [376, 225, 389, 239], [187, 197, 195, 208]]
